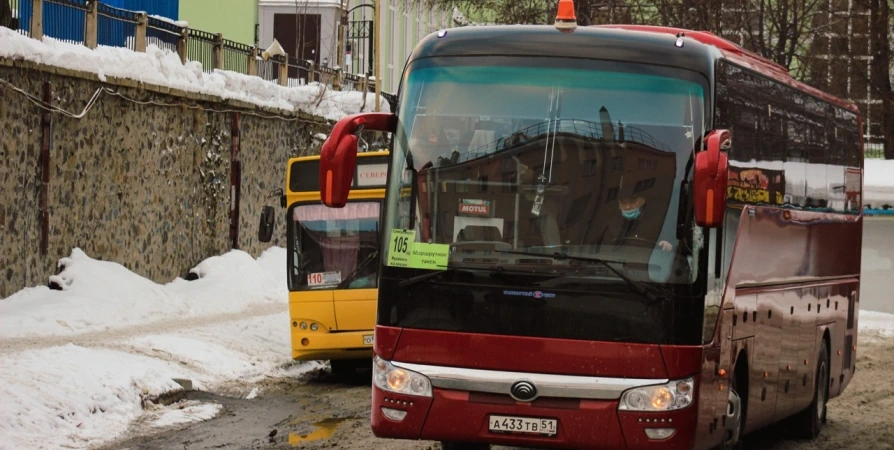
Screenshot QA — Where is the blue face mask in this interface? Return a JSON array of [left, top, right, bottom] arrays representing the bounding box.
[[621, 208, 642, 220]]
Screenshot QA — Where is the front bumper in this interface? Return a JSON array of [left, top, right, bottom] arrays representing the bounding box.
[[369, 364, 699, 450], [290, 329, 374, 361]]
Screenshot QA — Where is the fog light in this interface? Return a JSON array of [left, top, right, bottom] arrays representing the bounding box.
[[644, 428, 675, 440], [381, 407, 407, 422], [310, 323, 319, 331], [299, 322, 308, 330], [301, 338, 309, 346]]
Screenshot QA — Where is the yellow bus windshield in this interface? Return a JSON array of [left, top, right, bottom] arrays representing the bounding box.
[[290, 201, 381, 291]]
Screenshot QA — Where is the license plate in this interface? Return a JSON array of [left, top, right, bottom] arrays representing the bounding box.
[[363, 335, 374, 345], [488, 415, 557, 436]]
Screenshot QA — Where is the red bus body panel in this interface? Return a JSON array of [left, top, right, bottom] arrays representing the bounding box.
[[371, 328, 707, 449], [391, 329, 670, 379]]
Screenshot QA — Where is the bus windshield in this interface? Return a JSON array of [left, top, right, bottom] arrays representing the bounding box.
[[291, 202, 380, 290], [385, 57, 707, 286]]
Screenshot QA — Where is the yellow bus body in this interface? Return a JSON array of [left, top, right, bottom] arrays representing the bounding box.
[[284, 150, 388, 362]]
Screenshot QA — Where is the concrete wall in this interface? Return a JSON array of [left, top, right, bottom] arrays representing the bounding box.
[[0, 59, 328, 298], [179, 0, 258, 46]]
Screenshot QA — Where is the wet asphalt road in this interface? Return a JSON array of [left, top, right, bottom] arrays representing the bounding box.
[[94, 217, 894, 450]]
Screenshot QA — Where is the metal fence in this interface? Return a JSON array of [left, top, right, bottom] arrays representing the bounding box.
[[145, 15, 179, 53], [865, 142, 885, 159], [43, 0, 87, 44], [96, 1, 136, 50], [10, 0, 377, 93], [186, 28, 215, 73], [222, 39, 252, 75], [457, 119, 671, 165], [10, 0, 27, 33]]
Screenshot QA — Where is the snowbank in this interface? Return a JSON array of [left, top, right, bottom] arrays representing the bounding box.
[[0, 248, 284, 339], [0, 246, 320, 450], [0, 344, 195, 449], [0, 27, 389, 121], [0, 311, 316, 450], [859, 310, 894, 339], [864, 159, 894, 209]]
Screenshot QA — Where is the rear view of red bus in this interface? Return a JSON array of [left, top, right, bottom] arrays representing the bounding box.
[[315, 8, 863, 450]]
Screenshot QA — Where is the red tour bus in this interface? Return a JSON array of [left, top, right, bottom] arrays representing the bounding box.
[[316, 5, 864, 450]]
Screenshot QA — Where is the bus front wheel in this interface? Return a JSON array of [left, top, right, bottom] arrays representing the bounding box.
[[329, 359, 368, 379], [791, 338, 830, 439], [720, 373, 744, 449]]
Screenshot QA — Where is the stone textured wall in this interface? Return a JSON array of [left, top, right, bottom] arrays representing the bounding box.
[[0, 60, 329, 297]]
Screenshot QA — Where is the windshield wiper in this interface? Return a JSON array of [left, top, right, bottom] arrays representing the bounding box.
[[398, 267, 457, 288], [495, 250, 663, 302], [337, 251, 378, 289]]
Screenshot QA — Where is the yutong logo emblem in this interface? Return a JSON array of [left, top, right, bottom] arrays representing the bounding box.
[[510, 381, 538, 401]]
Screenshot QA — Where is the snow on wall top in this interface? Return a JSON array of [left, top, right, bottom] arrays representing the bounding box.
[[0, 27, 389, 121]]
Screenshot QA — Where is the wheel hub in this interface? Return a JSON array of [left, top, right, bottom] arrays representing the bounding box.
[[723, 388, 742, 446]]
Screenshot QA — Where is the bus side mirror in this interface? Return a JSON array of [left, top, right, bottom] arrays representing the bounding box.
[[320, 112, 397, 207], [694, 129, 730, 228], [258, 205, 275, 243]]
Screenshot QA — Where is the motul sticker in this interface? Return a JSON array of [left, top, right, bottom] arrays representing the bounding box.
[[458, 199, 492, 216]]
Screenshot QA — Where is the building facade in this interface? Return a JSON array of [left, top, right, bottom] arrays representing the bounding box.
[[179, 0, 258, 46], [255, 0, 451, 92]]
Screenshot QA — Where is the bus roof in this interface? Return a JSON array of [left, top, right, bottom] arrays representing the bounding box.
[[286, 150, 390, 194], [409, 24, 859, 114], [594, 25, 860, 114]]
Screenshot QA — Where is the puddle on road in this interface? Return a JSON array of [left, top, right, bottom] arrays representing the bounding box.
[[288, 417, 349, 446]]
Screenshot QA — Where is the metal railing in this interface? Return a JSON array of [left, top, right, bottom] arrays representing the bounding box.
[[10, 0, 27, 33], [42, 0, 87, 44], [10, 0, 377, 93], [96, 1, 136, 50], [146, 15, 180, 53], [186, 28, 216, 73], [222, 39, 253, 75]]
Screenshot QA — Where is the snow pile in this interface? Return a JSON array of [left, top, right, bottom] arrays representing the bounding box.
[[0, 246, 320, 450], [150, 402, 222, 428], [0, 248, 284, 339], [864, 158, 894, 209], [859, 310, 894, 339], [148, 14, 188, 28], [0, 344, 194, 450], [0, 27, 389, 120]]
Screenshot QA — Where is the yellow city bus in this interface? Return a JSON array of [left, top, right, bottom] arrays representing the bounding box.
[[282, 150, 388, 376]]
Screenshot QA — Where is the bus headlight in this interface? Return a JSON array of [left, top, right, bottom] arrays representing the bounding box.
[[373, 356, 432, 397], [619, 377, 695, 411]]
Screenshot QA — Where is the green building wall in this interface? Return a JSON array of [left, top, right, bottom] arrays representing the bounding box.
[[179, 0, 257, 46]]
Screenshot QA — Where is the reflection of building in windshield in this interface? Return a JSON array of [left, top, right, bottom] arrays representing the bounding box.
[[415, 113, 677, 252]]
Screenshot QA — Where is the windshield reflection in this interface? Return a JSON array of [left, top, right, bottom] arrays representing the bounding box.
[[385, 59, 707, 285]]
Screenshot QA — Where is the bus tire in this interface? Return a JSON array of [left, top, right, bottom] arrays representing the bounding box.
[[440, 442, 489, 450], [791, 338, 829, 439], [720, 357, 746, 450], [330, 359, 366, 378]]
